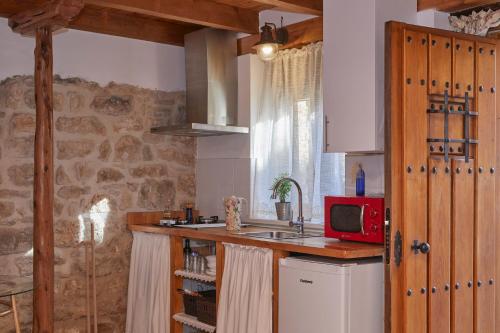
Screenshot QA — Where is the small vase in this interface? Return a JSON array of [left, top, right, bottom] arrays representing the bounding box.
[[275, 202, 292, 221]]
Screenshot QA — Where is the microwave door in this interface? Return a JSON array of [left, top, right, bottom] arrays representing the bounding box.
[[331, 204, 363, 233]]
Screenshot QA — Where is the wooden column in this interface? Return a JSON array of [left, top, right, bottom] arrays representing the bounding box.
[[8, 2, 83, 331], [33, 26, 55, 333]]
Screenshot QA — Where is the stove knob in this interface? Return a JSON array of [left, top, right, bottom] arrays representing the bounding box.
[[370, 210, 379, 218]]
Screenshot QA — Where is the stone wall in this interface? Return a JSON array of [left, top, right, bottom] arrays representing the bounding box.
[[0, 76, 196, 332]]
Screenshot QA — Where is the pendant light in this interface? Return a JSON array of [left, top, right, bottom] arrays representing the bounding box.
[[253, 18, 288, 61]]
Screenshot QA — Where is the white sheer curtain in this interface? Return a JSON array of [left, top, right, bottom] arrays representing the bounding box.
[[126, 232, 170, 333], [216, 243, 273, 333], [252, 42, 345, 222]]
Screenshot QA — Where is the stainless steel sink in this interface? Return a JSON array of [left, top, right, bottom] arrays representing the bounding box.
[[239, 231, 322, 240]]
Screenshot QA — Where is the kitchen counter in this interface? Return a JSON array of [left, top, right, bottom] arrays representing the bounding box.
[[128, 212, 384, 259]]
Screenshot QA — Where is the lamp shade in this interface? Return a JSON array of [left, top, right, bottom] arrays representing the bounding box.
[[253, 23, 280, 61]]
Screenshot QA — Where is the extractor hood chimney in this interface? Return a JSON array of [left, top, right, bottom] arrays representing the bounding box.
[[151, 28, 249, 137]]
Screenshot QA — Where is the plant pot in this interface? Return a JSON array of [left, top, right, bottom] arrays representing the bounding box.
[[275, 202, 292, 221]]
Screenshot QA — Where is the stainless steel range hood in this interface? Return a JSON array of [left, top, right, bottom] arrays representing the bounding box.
[[151, 28, 249, 137]]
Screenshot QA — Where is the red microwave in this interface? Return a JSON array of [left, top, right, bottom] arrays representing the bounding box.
[[324, 196, 384, 244]]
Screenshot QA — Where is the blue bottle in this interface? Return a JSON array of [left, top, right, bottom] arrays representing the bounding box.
[[356, 164, 365, 196]]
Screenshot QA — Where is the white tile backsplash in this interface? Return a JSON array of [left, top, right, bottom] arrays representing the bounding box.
[[196, 158, 254, 220], [345, 153, 384, 196]]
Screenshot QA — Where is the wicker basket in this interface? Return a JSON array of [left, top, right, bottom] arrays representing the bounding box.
[[196, 290, 217, 326], [182, 293, 198, 317]]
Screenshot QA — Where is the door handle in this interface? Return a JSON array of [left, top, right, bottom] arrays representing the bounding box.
[[360, 204, 366, 235], [411, 240, 431, 254], [324, 115, 330, 152]]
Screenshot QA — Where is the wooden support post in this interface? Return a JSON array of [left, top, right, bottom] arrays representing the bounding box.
[[32, 26, 55, 333], [7, 3, 83, 331], [170, 236, 184, 333], [215, 241, 225, 313]]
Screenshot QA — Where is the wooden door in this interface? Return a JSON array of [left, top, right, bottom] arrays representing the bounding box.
[[386, 22, 497, 333]]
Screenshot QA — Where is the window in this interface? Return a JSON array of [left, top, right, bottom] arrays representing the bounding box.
[[252, 43, 345, 223]]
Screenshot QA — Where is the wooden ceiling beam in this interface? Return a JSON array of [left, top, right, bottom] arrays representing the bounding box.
[[417, 0, 498, 12], [84, 0, 259, 33], [238, 16, 322, 56], [1, 1, 200, 46], [69, 5, 198, 46], [250, 0, 322, 15]]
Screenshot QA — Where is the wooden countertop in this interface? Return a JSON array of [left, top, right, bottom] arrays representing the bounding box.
[[128, 213, 384, 259]]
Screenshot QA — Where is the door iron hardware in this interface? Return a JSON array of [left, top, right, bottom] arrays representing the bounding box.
[[467, 84, 472, 91], [456, 167, 461, 174], [421, 38, 426, 45], [491, 167, 495, 174], [445, 42, 450, 48], [407, 36, 412, 42], [430, 145, 435, 152], [407, 289, 413, 296], [420, 166, 426, 172], [385, 208, 391, 265], [432, 80, 437, 86], [455, 283, 460, 289], [491, 49, 495, 55], [489, 279, 494, 285], [420, 79, 425, 86], [445, 81, 450, 88], [478, 281, 483, 287], [445, 166, 450, 173], [431, 287, 437, 293], [407, 166, 413, 173], [456, 83, 460, 89], [445, 284, 450, 291], [456, 44, 461, 50], [468, 281, 473, 288], [411, 240, 430, 254], [432, 40, 436, 46], [432, 167, 437, 174], [479, 47, 484, 54], [468, 46, 473, 52], [407, 78, 412, 84], [468, 168, 473, 174], [394, 231, 402, 266], [491, 87, 496, 93], [479, 85, 484, 92], [479, 167, 484, 173], [420, 288, 426, 294]]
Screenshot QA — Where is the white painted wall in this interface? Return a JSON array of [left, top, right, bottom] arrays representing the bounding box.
[[0, 18, 186, 91]]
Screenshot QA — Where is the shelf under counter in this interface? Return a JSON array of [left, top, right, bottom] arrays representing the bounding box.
[[172, 312, 216, 333]]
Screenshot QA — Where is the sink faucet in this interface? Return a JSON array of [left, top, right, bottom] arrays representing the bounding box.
[[271, 177, 304, 234]]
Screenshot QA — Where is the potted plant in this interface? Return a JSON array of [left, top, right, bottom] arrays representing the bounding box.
[[270, 174, 292, 221]]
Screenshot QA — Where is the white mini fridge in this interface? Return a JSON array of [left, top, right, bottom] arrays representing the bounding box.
[[278, 256, 383, 333]]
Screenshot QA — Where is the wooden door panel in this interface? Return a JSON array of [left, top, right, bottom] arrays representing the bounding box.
[[403, 29, 429, 333], [453, 39, 475, 98], [451, 158, 474, 333], [428, 157, 451, 333], [475, 41, 496, 333], [429, 35, 452, 95], [387, 23, 497, 333]]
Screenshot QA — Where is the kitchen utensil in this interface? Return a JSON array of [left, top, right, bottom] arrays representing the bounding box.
[[223, 196, 247, 232]]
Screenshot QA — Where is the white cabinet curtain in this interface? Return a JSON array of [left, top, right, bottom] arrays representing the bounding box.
[[252, 42, 345, 222], [216, 243, 273, 333], [126, 232, 170, 333]]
